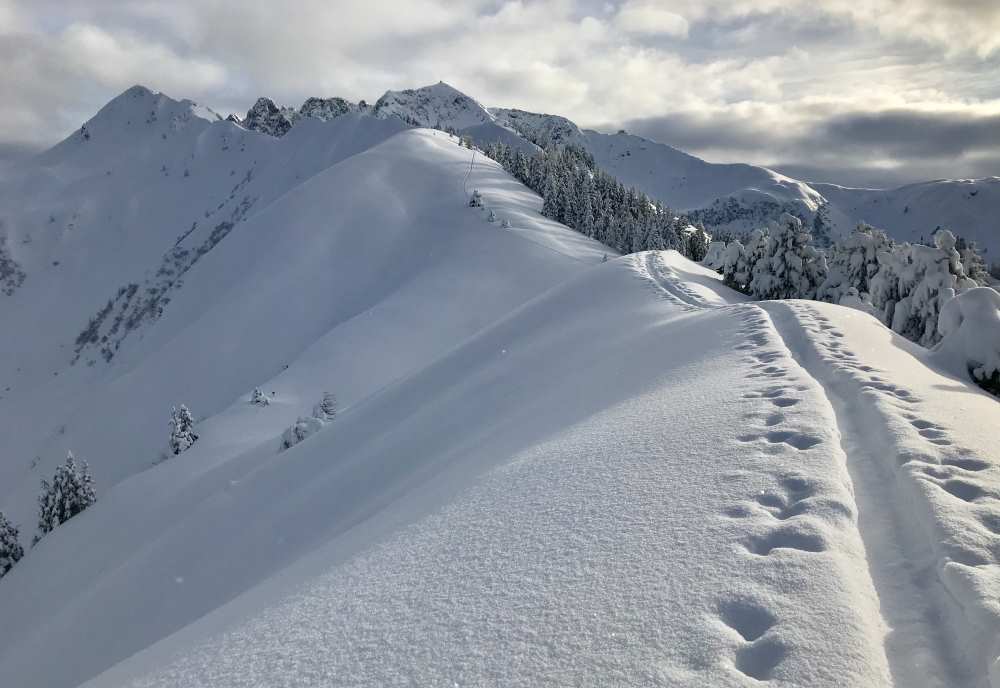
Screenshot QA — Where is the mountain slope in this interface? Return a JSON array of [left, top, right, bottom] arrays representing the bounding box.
[[8, 252, 991, 688], [815, 178, 1000, 261], [0, 103, 610, 688], [222, 84, 1000, 257], [1, 85, 999, 688]]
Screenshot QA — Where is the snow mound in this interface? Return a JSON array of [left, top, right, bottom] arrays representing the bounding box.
[[935, 286, 1000, 386]]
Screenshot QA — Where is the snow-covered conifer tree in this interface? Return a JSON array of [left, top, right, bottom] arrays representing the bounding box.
[[703, 241, 727, 270], [169, 405, 199, 455], [817, 223, 892, 304], [250, 388, 270, 406], [870, 230, 979, 346], [0, 511, 23, 577], [281, 416, 324, 450], [721, 240, 749, 291], [313, 392, 338, 420], [687, 225, 711, 262], [955, 235, 990, 285], [747, 214, 827, 300], [36, 452, 97, 541]]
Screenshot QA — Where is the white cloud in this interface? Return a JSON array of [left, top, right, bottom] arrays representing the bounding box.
[[615, 1, 689, 37]]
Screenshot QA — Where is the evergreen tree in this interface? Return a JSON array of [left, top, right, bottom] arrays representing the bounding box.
[[480, 140, 697, 260], [817, 223, 892, 304], [313, 391, 338, 420], [250, 387, 270, 406], [687, 224, 711, 262], [721, 240, 749, 291], [871, 230, 980, 347], [955, 235, 990, 285], [746, 214, 827, 300], [281, 416, 324, 450], [35, 452, 97, 542], [0, 511, 23, 577], [169, 405, 199, 455]]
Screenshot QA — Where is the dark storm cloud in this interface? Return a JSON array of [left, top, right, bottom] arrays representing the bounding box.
[[615, 108, 1000, 187]]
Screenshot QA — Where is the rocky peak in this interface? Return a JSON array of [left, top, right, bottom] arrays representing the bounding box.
[[242, 97, 297, 137]]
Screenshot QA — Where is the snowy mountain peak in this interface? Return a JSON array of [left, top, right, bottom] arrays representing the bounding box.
[[373, 81, 493, 131], [40, 85, 220, 163]]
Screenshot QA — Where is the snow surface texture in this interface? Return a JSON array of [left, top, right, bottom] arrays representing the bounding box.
[[1, 85, 999, 688]]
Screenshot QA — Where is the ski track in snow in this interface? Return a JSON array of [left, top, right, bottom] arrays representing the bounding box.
[[630, 251, 1000, 687], [761, 301, 1000, 688], [547, 249, 1000, 686]]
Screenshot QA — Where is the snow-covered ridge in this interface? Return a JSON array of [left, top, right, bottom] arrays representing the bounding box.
[[221, 83, 998, 257], [490, 107, 586, 147]]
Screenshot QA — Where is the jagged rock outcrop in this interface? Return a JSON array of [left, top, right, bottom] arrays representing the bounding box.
[[241, 97, 297, 137]]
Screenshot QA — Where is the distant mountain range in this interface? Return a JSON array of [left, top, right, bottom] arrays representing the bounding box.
[[230, 81, 999, 262]]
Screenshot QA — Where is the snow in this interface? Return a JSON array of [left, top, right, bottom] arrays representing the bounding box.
[[1, 84, 999, 688], [815, 178, 1000, 259], [374, 81, 494, 131], [934, 287, 1000, 384]]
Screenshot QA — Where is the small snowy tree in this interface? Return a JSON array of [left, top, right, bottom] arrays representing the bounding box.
[[955, 235, 990, 286], [721, 240, 749, 291], [169, 405, 199, 455], [281, 416, 325, 450], [250, 388, 270, 406], [468, 189, 483, 208], [35, 452, 97, 542], [687, 224, 711, 262], [0, 511, 23, 577], [313, 392, 338, 420], [702, 241, 727, 271], [487, 208, 497, 223], [747, 214, 827, 300]]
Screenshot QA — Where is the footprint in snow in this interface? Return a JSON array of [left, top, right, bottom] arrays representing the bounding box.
[[716, 599, 788, 682], [718, 599, 776, 642], [736, 636, 789, 681], [744, 524, 828, 556], [939, 479, 988, 503], [942, 456, 990, 472], [738, 431, 822, 451]]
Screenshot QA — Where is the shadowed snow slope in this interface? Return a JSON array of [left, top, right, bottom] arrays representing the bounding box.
[[1, 88, 1000, 688]]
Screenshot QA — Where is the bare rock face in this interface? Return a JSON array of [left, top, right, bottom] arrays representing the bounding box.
[[241, 97, 297, 137]]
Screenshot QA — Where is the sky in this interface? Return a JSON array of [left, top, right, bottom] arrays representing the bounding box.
[[2, 0, 1000, 187]]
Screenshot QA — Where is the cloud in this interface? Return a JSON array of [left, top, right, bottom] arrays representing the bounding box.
[[1, 0, 998, 186], [615, 1, 689, 37], [621, 107, 1000, 187]]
